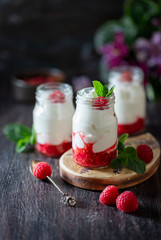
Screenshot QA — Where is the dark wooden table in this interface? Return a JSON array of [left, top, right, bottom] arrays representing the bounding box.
[[0, 99, 161, 240]]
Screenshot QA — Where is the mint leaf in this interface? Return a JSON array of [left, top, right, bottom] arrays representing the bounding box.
[[128, 157, 146, 174], [106, 86, 115, 97], [30, 126, 36, 145], [3, 123, 32, 142], [125, 147, 137, 159], [118, 133, 129, 144], [121, 155, 128, 167], [110, 133, 146, 174], [110, 157, 122, 169], [93, 81, 104, 97], [103, 85, 108, 97], [92, 81, 115, 97], [118, 141, 125, 154], [3, 123, 36, 153], [16, 137, 30, 153]]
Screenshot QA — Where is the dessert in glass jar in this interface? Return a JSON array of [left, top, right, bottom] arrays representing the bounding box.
[[108, 66, 146, 135], [33, 82, 74, 157], [72, 86, 118, 168]]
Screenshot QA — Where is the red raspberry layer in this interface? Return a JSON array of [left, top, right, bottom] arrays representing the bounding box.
[[73, 133, 117, 168], [36, 140, 72, 157], [118, 117, 145, 135]]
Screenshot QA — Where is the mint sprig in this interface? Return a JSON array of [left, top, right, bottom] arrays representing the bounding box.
[[93, 80, 114, 97], [3, 123, 36, 153], [110, 133, 146, 174]]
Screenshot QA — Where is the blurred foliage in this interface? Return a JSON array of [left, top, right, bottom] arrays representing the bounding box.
[[95, 0, 161, 52]]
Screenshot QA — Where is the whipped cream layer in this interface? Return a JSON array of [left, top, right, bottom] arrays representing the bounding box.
[[113, 83, 146, 124], [33, 99, 74, 145], [72, 88, 117, 153]]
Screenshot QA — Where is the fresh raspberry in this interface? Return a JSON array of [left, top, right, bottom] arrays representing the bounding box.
[[99, 185, 119, 205], [121, 71, 132, 82], [92, 97, 108, 109], [136, 144, 153, 163], [116, 191, 138, 213], [33, 162, 52, 180], [49, 90, 65, 103]]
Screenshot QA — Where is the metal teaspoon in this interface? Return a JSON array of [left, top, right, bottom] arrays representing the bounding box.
[[30, 160, 76, 207]]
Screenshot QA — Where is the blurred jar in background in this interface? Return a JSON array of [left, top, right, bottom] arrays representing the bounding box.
[[33, 82, 74, 157], [108, 66, 146, 135]]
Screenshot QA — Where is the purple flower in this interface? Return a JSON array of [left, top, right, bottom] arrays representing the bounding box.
[[151, 32, 161, 45], [148, 32, 161, 67], [134, 38, 151, 63], [99, 32, 129, 69]]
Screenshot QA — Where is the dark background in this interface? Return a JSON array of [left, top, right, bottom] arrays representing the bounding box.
[[0, 0, 124, 97]]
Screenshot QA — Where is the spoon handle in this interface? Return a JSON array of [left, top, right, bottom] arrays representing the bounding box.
[[46, 176, 64, 195], [46, 176, 76, 206]]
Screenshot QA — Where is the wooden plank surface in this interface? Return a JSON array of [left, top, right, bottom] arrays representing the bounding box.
[[0, 101, 161, 240]]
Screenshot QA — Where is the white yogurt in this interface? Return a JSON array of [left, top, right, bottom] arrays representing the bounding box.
[[72, 87, 117, 153]]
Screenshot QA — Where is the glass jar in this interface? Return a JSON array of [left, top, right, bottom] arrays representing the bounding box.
[[108, 66, 146, 135], [72, 87, 118, 168], [33, 82, 74, 157]]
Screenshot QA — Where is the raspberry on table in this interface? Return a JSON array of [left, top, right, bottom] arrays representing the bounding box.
[[92, 97, 108, 109], [49, 90, 65, 103], [33, 162, 52, 180], [99, 185, 119, 205], [136, 144, 153, 163], [116, 191, 138, 213]]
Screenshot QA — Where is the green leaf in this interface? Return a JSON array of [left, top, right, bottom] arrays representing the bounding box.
[[118, 141, 125, 154], [124, 0, 159, 38], [128, 157, 146, 174], [3, 123, 32, 143], [94, 17, 137, 52], [118, 133, 129, 144], [16, 137, 30, 153], [103, 85, 108, 97], [125, 146, 137, 159], [124, 0, 159, 25], [110, 157, 122, 169], [30, 126, 36, 145], [121, 155, 129, 167], [106, 86, 115, 97], [92, 81, 104, 97]]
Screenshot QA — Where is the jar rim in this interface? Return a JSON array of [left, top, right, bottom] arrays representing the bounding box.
[[108, 65, 144, 84], [36, 82, 73, 101], [76, 87, 115, 108]]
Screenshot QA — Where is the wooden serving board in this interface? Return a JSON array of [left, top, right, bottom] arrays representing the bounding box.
[[59, 133, 160, 190]]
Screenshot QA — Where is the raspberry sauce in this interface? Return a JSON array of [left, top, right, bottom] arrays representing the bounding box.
[[36, 140, 72, 157], [118, 118, 145, 135], [73, 133, 117, 168]]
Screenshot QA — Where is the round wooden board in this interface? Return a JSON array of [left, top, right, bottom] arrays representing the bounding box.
[[59, 133, 160, 190]]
